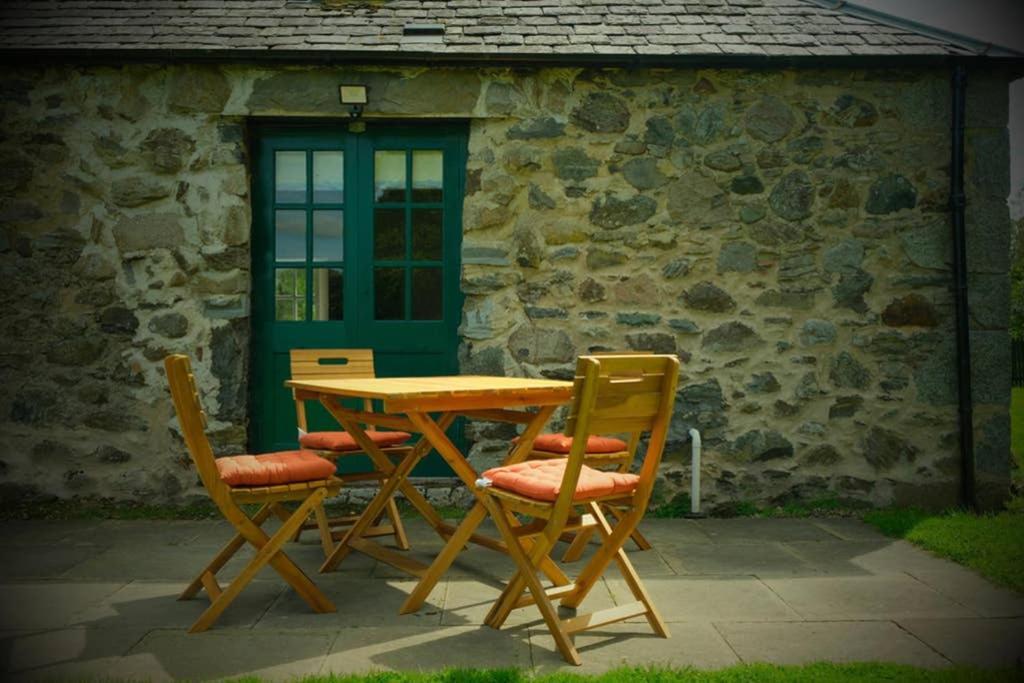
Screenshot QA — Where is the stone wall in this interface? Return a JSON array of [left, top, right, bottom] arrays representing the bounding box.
[[0, 62, 1012, 511]]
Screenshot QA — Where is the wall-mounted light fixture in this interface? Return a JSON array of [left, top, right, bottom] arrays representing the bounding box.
[[339, 85, 368, 119]]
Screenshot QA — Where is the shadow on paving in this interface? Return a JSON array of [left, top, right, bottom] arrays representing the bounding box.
[[0, 517, 1022, 677]]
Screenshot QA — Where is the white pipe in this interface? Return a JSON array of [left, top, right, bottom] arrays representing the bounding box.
[[688, 428, 702, 515]]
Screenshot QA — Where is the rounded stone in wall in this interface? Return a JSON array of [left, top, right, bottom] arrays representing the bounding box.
[[745, 95, 795, 142]]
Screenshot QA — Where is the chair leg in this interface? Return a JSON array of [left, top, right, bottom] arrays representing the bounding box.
[[485, 498, 581, 666], [179, 503, 274, 600], [590, 504, 668, 638], [629, 526, 653, 551], [603, 504, 652, 552], [385, 498, 410, 550], [268, 503, 303, 542], [561, 527, 594, 563], [485, 514, 561, 629], [559, 505, 643, 610], [189, 490, 336, 633], [313, 502, 334, 557]]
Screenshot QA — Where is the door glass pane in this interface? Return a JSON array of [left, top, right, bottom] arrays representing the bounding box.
[[374, 208, 405, 260], [411, 208, 442, 260], [313, 151, 344, 203], [313, 210, 343, 262], [275, 210, 306, 262], [374, 267, 404, 320], [275, 151, 306, 203], [312, 268, 343, 321], [412, 150, 443, 202], [275, 268, 306, 321], [375, 151, 406, 202], [411, 268, 442, 320]]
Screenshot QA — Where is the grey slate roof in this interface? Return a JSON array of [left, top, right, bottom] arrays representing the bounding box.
[[0, 0, 977, 60]]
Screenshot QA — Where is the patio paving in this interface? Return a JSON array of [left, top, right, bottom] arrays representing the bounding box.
[[0, 516, 1022, 680]]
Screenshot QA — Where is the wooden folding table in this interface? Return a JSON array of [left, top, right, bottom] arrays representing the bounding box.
[[284, 375, 575, 606]]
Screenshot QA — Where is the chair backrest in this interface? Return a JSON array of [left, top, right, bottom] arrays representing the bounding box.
[[290, 348, 377, 381], [555, 354, 680, 521], [289, 349, 378, 432], [583, 350, 653, 460], [164, 354, 227, 500]]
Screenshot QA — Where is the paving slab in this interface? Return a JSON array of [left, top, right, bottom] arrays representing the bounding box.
[[716, 620, 949, 667], [763, 575, 976, 620], [442, 575, 617, 627], [604, 575, 801, 623], [658, 540, 817, 577], [322, 625, 532, 672], [120, 629, 335, 681], [72, 580, 284, 630], [0, 582, 125, 629], [0, 520, 104, 546], [71, 520, 203, 548], [906, 569, 1024, 618], [808, 518, 890, 541], [62, 545, 227, 582], [254, 577, 445, 629], [626, 518, 714, 545], [898, 617, 1024, 668], [562, 541, 678, 576], [783, 539, 966, 576], [530, 621, 739, 673], [1, 627, 147, 680], [0, 544, 102, 579], [694, 518, 838, 544]]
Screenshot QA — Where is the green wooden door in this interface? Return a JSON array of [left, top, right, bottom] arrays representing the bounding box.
[[250, 122, 467, 475]]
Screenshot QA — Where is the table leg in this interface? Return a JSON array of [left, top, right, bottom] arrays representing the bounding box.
[[400, 501, 488, 614], [320, 398, 454, 541], [400, 407, 569, 614], [317, 409, 453, 574]]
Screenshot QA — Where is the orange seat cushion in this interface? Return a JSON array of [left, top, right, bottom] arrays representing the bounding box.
[[518, 433, 629, 454], [482, 459, 639, 503], [299, 430, 411, 452], [216, 450, 337, 487]]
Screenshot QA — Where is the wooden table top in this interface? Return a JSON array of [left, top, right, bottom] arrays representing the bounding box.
[[285, 375, 574, 412]]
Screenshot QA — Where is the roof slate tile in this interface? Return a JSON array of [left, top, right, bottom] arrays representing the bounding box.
[[0, 0, 974, 58]]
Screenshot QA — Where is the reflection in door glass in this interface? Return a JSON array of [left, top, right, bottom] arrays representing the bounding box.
[[275, 268, 307, 321], [411, 208, 442, 260], [374, 267, 404, 320], [411, 268, 442, 320], [312, 210, 343, 262], [412, 150, 443, 202], [275, 151, 306, 203], [374, 208, 405, 260], [312, 151, 344, 203], [275, 210, 306, 262], [374, 151, 406, 202], [312, 268, 343, 320]]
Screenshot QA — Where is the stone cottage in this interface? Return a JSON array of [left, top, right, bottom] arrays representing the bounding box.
[[0, 0, 1020, 512]]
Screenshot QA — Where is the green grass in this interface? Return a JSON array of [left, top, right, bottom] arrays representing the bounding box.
[[221, 664, 1019, 683], [864, 507, 1024, 593]]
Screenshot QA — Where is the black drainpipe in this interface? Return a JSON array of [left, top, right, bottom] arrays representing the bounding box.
[[950, 63, 977, 510]]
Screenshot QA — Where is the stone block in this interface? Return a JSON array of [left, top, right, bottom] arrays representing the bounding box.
[[112, 213, 184, 253], [966, 128, 1010, 200], [968, 273, 1010, 330], [965, 197, 1011, 274], [970, 330, 1010, 405]]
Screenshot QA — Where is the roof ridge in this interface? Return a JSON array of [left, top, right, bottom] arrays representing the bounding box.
[[803, 0, 1024, 58]]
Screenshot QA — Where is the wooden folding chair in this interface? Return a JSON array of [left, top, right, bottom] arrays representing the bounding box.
[[290, 349, 411, 556], [524, 351, 654, 562], [477, 354, 679, 665], [164, 354, 341, 633]]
